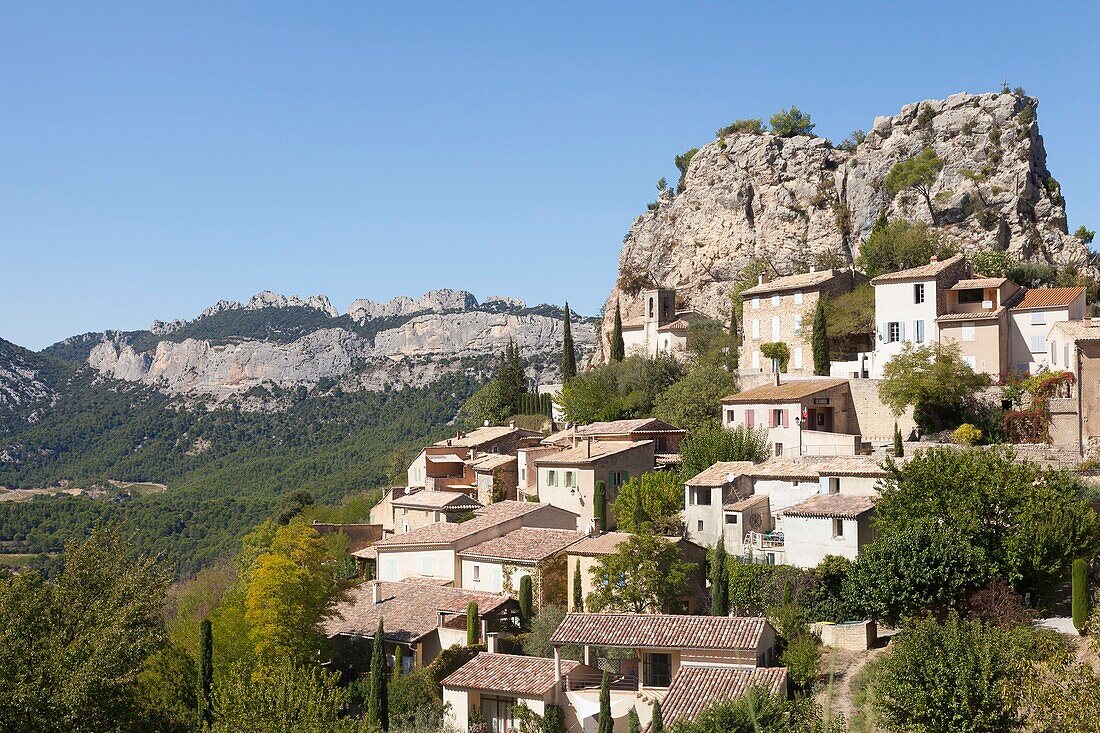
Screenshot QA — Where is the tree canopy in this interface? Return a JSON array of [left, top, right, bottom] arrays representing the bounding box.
[[679, 424, 769, 481], [877, 341, 989, 431], [883, 148, 945, 223], [769, 107, 816, 137], [586, 534, 695, 614], [612, 470, 684, 534], [854, 219, 954, 278]]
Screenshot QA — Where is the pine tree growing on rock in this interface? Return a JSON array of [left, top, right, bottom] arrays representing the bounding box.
[[562, 303, 577, 382], [812, 298, 830, 376], [610, 301, 625, 362]]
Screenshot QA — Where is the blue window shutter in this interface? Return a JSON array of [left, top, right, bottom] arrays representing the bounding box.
[[899, 321, 906, 342]]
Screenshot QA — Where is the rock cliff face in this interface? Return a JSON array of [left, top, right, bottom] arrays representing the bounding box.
[[80, 290, 595, 402], [602, 91, 1090, 356], [0, 339, 55, 431]]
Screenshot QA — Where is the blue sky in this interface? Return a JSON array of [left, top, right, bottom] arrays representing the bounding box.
[[2, 2, 1098, 350]]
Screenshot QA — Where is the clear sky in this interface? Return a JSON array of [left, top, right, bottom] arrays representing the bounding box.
[[2, 1, 1098, 350]]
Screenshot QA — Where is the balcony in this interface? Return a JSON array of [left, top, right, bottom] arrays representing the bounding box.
[[746, 530, 785, 549], [563, 671, 639, 692]]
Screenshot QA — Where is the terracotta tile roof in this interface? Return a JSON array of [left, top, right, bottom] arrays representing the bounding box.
[[354, 501, 568, 555], [936, 308, 1004, 322], [325, 580, 515, 642], [781, 494, 877, 518], [661, 667, 788, 727], [575, 418, 685, 437], [657, 318, 691, 332], [433, 426, 539, 448], [740, 269, 841, 297], [391, 490, 484, 511], [870, 254, 966, 284], [1013, 286, 1086, 310], [427, 453, 467, 464], [541, 428, 575, 446], [565, 532, 693, 558], [442, 653, 580, 696], [533, 440, 652, 466], [721, 379, 847, 404], [724, 494, 769, 512], [949, 277, 1007, 289], [1048, 319, 1100, 342], [550, 613, 769, 650], [458, 527, 585, 563], [684, 461, 758, 487], [746, 456, 890, 481], [469, 454, 517, 472]]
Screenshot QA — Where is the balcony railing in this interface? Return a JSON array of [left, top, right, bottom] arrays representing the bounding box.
[[563, 672, 639, 692], [746, 530, 785, 549]]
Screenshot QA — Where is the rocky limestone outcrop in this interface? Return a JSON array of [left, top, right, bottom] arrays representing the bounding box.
[[199, 291, 339, 319], [601, 91, 1091, 358], [346, 289, 480, 322], [0, 340, 53, 414]]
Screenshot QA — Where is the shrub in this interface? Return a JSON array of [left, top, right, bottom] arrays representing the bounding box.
[[769, 107, 815, 138], [716, 118, 765, 137], [674, 148, 699, 192], [855, 219, 953, 278], [1073, 558, 1090, 634], [951, 423, 983, 445], [878, 342, 989, 432], [780, 634, 821, 690], [679, 424, 769, 480]]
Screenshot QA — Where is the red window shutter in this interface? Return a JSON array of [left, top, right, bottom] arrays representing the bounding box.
[[769, 411, 777, 428], [782, 410, 789, 428], [746, 411, 754, 428]]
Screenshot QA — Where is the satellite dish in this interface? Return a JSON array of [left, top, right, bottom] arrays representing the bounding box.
[[726, 472, 735, 485], [749, 512, 763, 530]]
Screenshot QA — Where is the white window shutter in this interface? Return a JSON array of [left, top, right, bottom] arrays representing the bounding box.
[[899, 321, 906, 342]]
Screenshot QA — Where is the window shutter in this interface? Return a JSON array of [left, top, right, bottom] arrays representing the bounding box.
[[746, 410, 755, 428], [899, 321, 906, 342], [782, 410, 789, 428], [770, 411, 777, 428], [880, 322, 889, 342]]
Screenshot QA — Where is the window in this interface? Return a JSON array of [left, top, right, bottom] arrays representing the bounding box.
[[914, 320, 925, 344], [692, 487, 711, 506], [546, 470, 557, 487], [914, 283, 925, 304], [519, 466, 526, 481], [887, 322, 901, 343], [752, 297, 760, 310], [726, 514, 738, 524], [402, 507, 408, 516], [697, 520, 703, 532], [1031, 312, 1046, 325], [833, 519, 844, 538], [771, 317, 780, 340], [771, 409, 784, 427], [473, 565, 480, 581], [752, 351, 760, 369], [772, 294, 780, 307], [794, 347, 804, 369], [964, 355, 977, 369], [564, 471, 574, 488], [1031, 334, 1045, 352], [794, 291, 803, 305], [958, 289, 984, 304], [726, 408, 736, 424], [774, 443, 783, 457], [961, 325, 976, 342], [611, 471, 628, 488], [828, 477, 840, 494], [643, 653, 672, 687], [751, 319, 760, 339], [794, 315, 803, 334], [1051, 342, 1057, 364], [420, 556, 433, 576], [648, 298, 654, 318], [482, 696, 517, 733]]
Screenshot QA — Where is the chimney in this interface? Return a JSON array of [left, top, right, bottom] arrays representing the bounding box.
[[809, 264, 816, 273], [929, 255, 939, 264], [773, 371, 781, 387], [372, 582, 381, 605], [758, 273, 766, 285], [486, 632, 498, 654], [509, 420, 515, 428], [586, 438, 592, 459]]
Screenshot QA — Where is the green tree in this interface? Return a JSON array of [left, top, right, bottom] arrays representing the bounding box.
[[653, 357, 736, 432], [392, 644, 404, 678], [587, 534, 695, 613], [679, 424, 769, 480], [199, 618, 214, 729], [518, 575, 534, 630], [562, 303, 577, 382], [572, 562, 584, 612], [770, 107, 815, 137], [369, 619, 389, 731], [893, 422, 903, 456], [877, 341, 990, 431], [593, 480, 607, 532], [717, 118, 765, 137], [854, 219, 953, 277], [244, 522, 340, 665], [674, 148, 699, 192], [781, 634, 822, 691], [610, 301, 626, 362], [710, 541, 729, 617], [612, 471, 683, 534], [556, 364, 620, 423], [0, 528, 169, 733], [650, 699, 664, 733], [1072, 558, 1090, 634], [884, 148, 946, 224], [627, 706, 641, 733], [466, 602, 479, 646], [844, 520, 992, 625], [811, 298, 830, 376], [873, 447, 1100, 607], [872, 614, 1021, 733], [211, 662, 370, 733], [1075, 225, 1096, 244], [521, 604, 574, 660], [670, 688, 841, 733], [821, 283, 874, 353], [596, 672, 612, 733]]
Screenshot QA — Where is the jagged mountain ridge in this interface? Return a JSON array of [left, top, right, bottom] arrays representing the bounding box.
[[41, 289, 596, 402], [601, 91, 1092, 356]]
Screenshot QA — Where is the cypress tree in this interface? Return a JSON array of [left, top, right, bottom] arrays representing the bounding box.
[[393, 644, 404, 678], [198, 618, 213, 729], [593, 480, 607, 532], [710, 541, 729, 617], [596, 671, 612, 733], [562, 303, 577, 382], [728, 306, 741, 368], [518, 575, 534, 630], [369, 619, 389, 731], [573, 560, 584, 611], [610, 301, 626, 362], [650, 699, 664, 733], [893, 422, 904, 457], [467, 601, 479, 646], [812, 298, 830, 376], [627, 706, 641, 733], [1072, 558, 1090, 634]]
